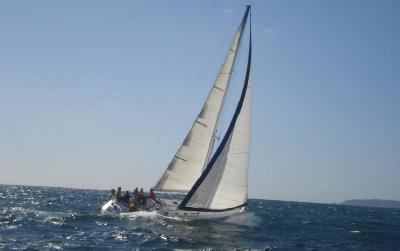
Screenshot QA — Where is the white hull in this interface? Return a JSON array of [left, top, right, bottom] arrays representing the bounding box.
[[100, 199, 246, 220], [100, 199, 160, 215], [159, 199, 246, 220]]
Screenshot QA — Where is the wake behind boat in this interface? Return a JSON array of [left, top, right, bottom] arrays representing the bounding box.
[[101, 5, 253, 220]]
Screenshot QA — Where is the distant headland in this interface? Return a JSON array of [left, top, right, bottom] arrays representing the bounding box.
[[341, 199, 400, 209]]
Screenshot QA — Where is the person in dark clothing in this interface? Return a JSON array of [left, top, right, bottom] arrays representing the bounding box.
[[149, 188, 156, 200], [110, 188, 116, 200], [139, 187, 146, 205], [121, 191, 130, 205], [133, 187, 139, 201], [116, 187, 122, 201]]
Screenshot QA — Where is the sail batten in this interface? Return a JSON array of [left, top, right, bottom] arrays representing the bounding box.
[[154, 7, 249, 192]]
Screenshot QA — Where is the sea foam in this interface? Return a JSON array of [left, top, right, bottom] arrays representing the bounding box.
[[223, 212, 262, 227]]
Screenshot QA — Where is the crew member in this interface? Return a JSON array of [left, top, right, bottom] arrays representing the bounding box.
[[139, 187, 146, 205], [116, 187, 122, 201], [134, 187, 139, 201], [129, 198, 138, 212], [149, 188, 156, 200], [110, 188, 116, 200], [121, 191, 130, 205]]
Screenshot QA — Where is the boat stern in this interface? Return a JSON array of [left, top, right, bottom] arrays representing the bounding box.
[[100, 199, 126, 215]]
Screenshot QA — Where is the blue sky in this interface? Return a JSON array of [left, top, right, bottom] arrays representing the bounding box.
[[0, 1, 399, 203]]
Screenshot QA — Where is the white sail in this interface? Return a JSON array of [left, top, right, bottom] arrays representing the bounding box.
[[154, 13, 248, 192], [180, 70, 252, 210], [208, 70, 252, 209], [179, 7, 252, 210]]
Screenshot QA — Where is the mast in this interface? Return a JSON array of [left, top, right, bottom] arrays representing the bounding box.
[[154, 7, 250, 193], [179, 5, 252, 211]]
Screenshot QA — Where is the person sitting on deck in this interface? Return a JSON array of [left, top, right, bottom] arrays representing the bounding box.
[[149, 188, 156, 200], [133, 187, 139, 201], [116, 187, 122, 201], [121, 191, 130, 205], [129, 198, 138, 212], [139, 187, 146, 205]]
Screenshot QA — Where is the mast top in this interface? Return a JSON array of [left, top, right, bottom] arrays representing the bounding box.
[[246, 5, 251, 13]]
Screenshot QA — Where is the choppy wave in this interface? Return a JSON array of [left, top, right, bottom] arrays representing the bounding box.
[[223, 212, 262, 227], [120, 211, 159, 219], [0, 185, 399, 250]]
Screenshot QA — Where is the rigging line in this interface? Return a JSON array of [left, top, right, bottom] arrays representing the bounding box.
[[125, 15, 244, 188]]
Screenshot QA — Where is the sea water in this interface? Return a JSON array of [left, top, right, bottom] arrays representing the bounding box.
[[0, 185, 399, 250]]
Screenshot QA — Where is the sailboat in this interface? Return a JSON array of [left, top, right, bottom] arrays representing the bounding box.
[[101, 5, 253, 220]]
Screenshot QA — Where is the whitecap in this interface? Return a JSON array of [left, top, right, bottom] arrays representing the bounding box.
[[120, 211, 159, 219], [6, 224, 20, 229], [44, 216, 64, 226], [46, 243, 62, 250], [160, 234, 167, 241], [161, 215, 188, 221], [115, 234, 126, 241], [350, 230, 361, 234], [113, 231, 127, 242], [95, 221, 108, 226]]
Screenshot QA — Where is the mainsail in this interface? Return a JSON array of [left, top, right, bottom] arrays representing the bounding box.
[[154, 8, 249, 192], [179, 6, 252, 211]]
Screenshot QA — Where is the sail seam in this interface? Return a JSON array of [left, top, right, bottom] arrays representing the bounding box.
[[174, 155, 188, 162], [213, 86, 225, 92], [182, 138, 209, 148], [174, 155, 207, 166], [195, 120, 208, 128]]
